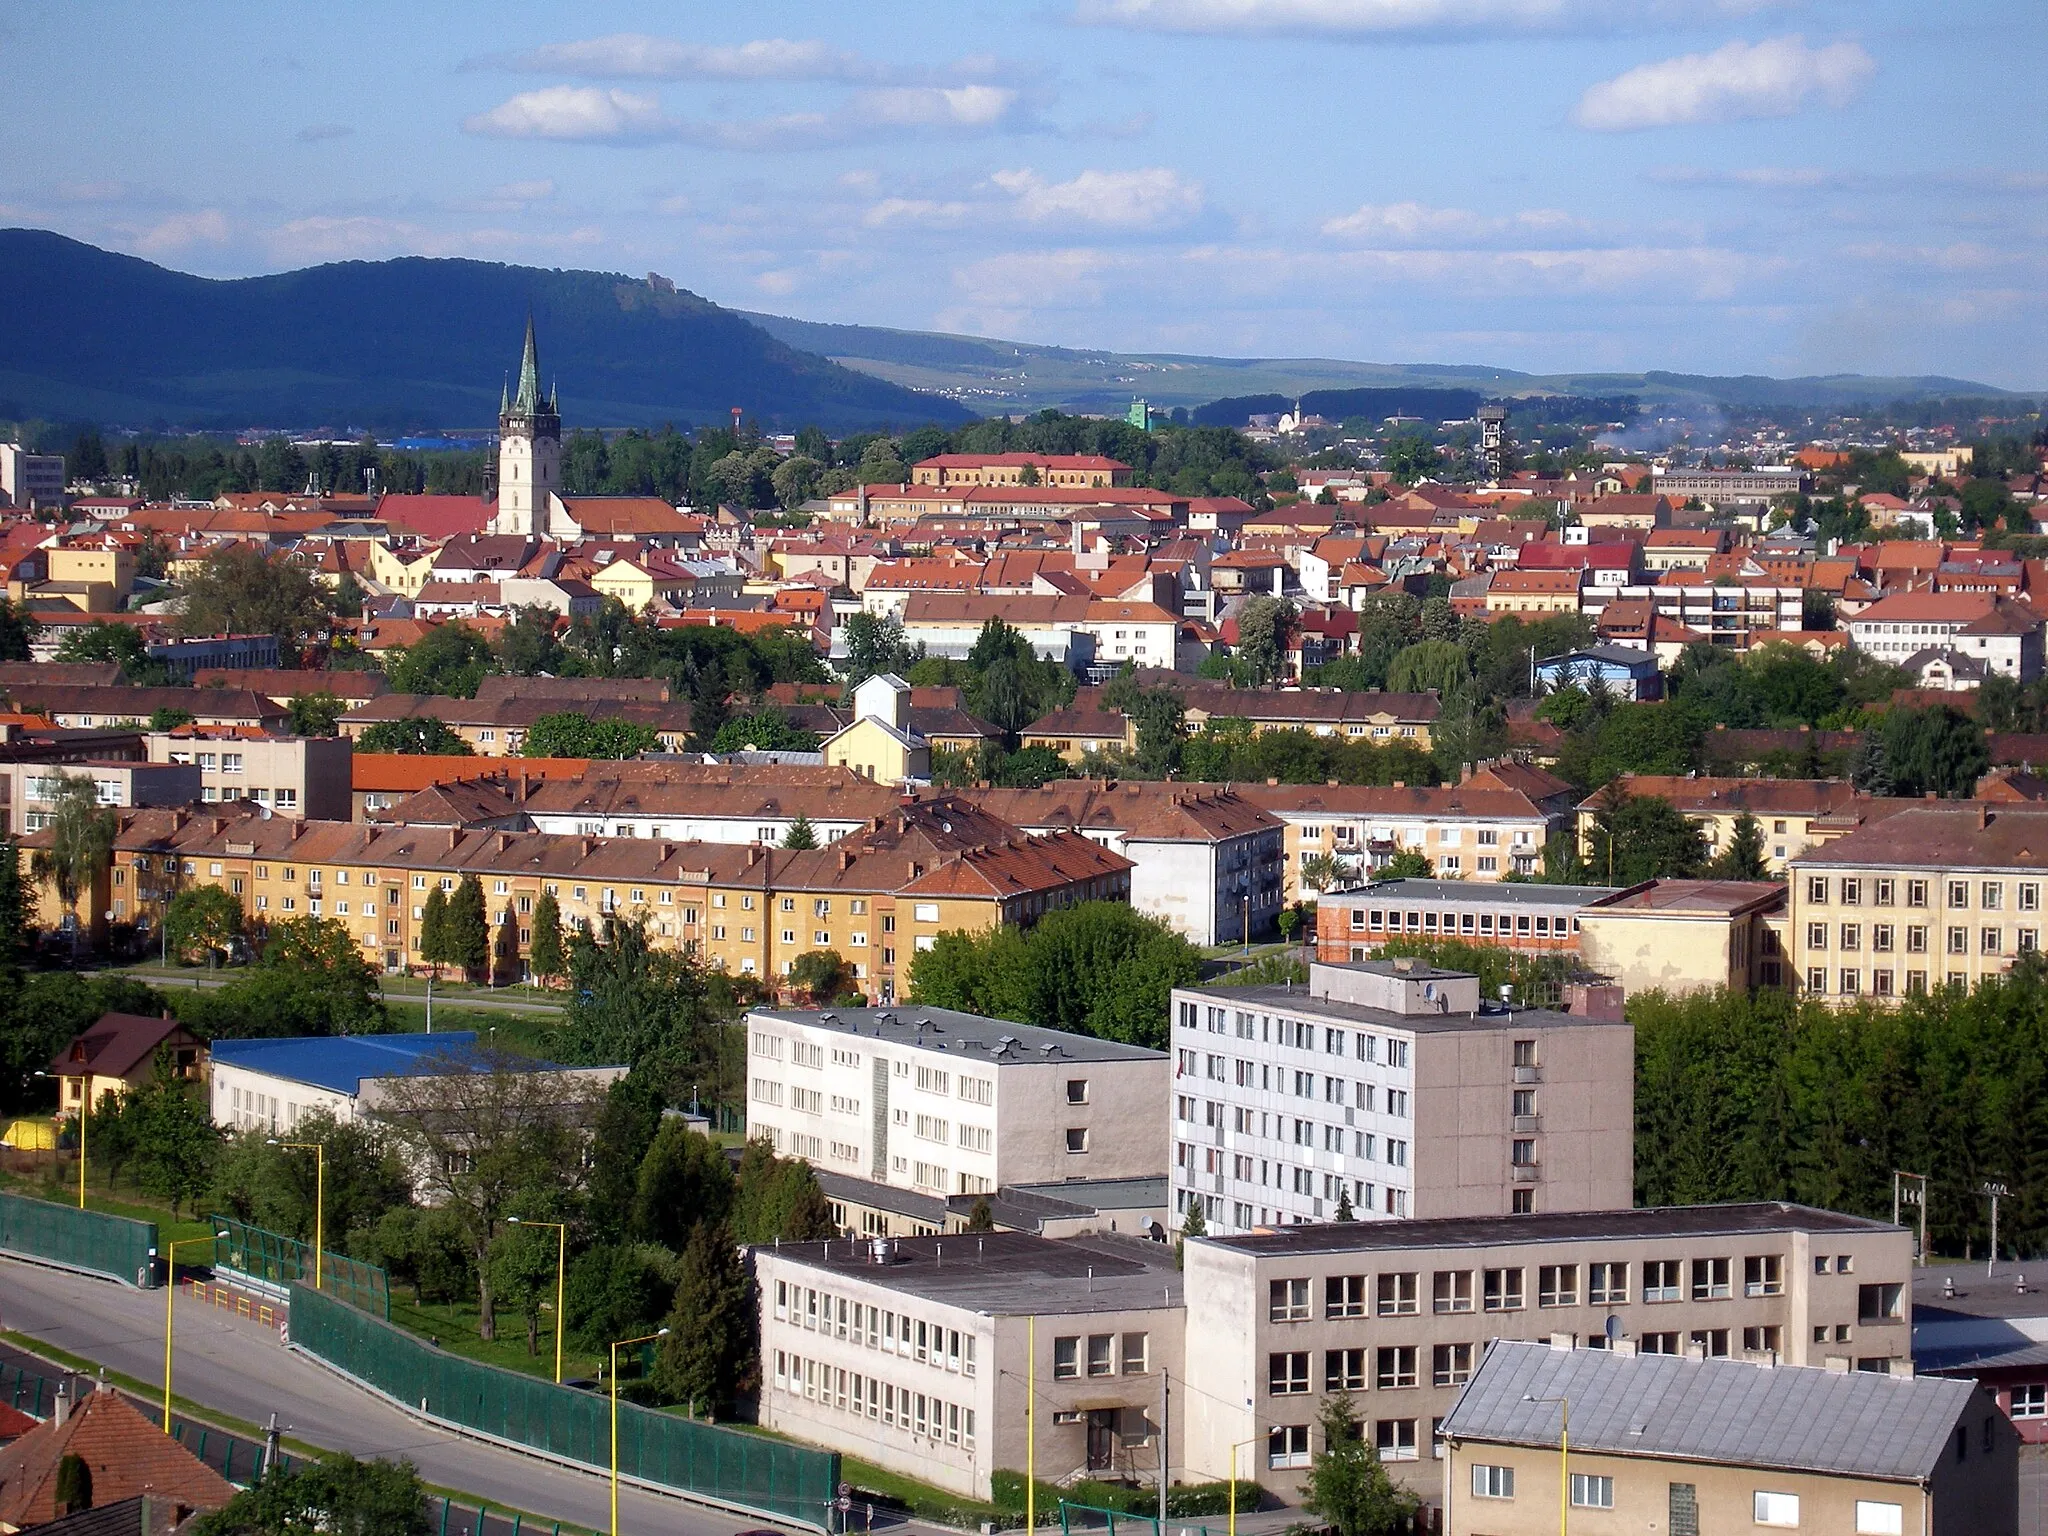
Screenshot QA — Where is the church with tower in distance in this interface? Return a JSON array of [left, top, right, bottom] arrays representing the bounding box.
[[485, 317, 693, 542]]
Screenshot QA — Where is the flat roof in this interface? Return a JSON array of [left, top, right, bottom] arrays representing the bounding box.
[[1199, 1201, 1899, 1259], [207, 1032, 579, 1096], [1323, 878, 1621, 906], [1583, 878, 1787, 916], [746, 1005, 1166, 1064], [757, 1231, 1183, 1316], [1177, 982, 1609, 1035]]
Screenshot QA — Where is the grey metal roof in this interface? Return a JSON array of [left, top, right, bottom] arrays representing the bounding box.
[[1441, 1339, 1974, 1483], [755, 1230, 1183, 1316], [747, 1005, 1165, 1064], [1327, 878, 1621, 907], [1184, 981, 1599, 1037]]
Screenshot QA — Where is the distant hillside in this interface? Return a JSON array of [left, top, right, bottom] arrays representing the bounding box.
[[741, 309, 2031, 418], [0, 230, 969, 432]]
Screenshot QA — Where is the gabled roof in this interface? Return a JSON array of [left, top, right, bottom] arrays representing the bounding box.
[[0, 1384, 234, 1528], [47, 1012, 194, 1080]]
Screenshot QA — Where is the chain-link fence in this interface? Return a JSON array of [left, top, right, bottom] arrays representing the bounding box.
[[0, 1189, 158, 1287], [211, 1214, 390, 1319], [289, 1285, 840, 1530]]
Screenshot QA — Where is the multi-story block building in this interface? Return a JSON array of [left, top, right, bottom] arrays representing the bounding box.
[[1787, 802, 2048, 1002], [743, 1004, 1167, 1199], [756, 1231, 1180, 1500], [1, 759, 199, 834], [1314, 879, 1616, 961], [1179, 1203, 1914, 1506], [146, 732, 352, 820], [1846, 591, 2045, 682], [1168, 960, 1633, 1234]]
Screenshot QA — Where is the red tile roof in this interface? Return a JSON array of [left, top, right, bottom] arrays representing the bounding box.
[[0, 1385, 233, 1529]]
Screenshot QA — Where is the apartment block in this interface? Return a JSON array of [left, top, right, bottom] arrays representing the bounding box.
[[1, 759, 199, 834], [756, 1231, 1180, 1501], [743, 1004, 1168, 1200], [1168, 960, 1633, 1235], [146, 733, 352, 819], [1575, 775, 1861, 876], [1787, 802, 2048, 1002], [1179, 1204, 1914, 1506]]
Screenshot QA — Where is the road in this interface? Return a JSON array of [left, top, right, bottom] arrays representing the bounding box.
[[0, 1255, 792, 1536], [119, 969, 566, 1018]]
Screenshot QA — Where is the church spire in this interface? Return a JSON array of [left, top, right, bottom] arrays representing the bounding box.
[[513, 312, 542, 414]]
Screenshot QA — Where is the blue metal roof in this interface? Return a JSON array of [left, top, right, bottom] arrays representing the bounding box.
[[208, 1032, 507, 1096]]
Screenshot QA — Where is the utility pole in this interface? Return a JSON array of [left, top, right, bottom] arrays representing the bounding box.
[[1981, 1182, 2009, 1278], [1893, 1171, 1928, 1266], [1158, 1370, 1170, 1528]]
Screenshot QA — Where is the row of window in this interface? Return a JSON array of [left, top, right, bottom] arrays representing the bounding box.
[[1176, 1002, 1413, 1068], [1267, 1256, 1811, 1321], [772, 1352, 975, 1451], [1807, 922, 2037, 956], [1351, 907, 1577, 939], [1173, 1064, 1412, 1115], [1470, 1467, 1903, 1535], [771, 1280, 978, 1376], [1052, 1332, 1150, 1378], [1805, 968, 1979, 997], [1805, 874, 2042, 911]]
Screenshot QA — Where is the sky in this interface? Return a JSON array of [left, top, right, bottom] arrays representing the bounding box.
[[3, 0, 2044, 387]]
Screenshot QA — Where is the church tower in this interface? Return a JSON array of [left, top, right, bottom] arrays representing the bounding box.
[[492, 315, 561, 537]]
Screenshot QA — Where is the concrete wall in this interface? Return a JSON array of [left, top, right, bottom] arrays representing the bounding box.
[[1577, 910, 1742, 997]]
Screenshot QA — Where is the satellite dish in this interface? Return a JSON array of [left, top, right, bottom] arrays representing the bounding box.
[[1605, 1314, 1622, 1344], [1423, 983, 1436, 1001]]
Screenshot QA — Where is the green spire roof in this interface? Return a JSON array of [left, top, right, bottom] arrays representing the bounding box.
[[512, 313, 542, 414]]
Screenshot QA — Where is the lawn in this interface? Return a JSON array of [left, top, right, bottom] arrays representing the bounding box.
[[383, 1292, 607, 1386], [0, 1164, 218, 1246]]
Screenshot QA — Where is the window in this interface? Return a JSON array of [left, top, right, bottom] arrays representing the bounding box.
[[1269, 1278, 1311, 1322], [1691, 1256, 1731, 1300], [1907, 879, 1928, 907], [1064, 1128, 1089, 1154], [1745, 1255, 1783, 1297], [1432, 1342, 1473, 1388], [1983, 881, 2004, 910], [1858, 1282, 1904, 1322], [1806, 876, 1828, 904], [1066, 1079, 1089, 1104], [1483, 1267, 1526, 1312], [1754, 1492, 1799, 1527], [1325, 1348, 1366, 1391], [1471, 1464, 1515, 1500], [1053, 1337, 1079, 1379], [1588, 1262, 1629, 1305], [1267, 1426, 1310, 1470], [1374, 1345, 1416, 1389], [1326, 1275, 1367, 1318], [1855, 1502, 1902, 1536], [1539, 1265, 1579, 1307], [1376, 1272, 1418, 1316], [1432, 1270, 1474, 1314], [1122, 1333, 1147, 1374], [1949, 880, 1969, 909], [1743, 1325, 1783, 1354], [1374, 1419, 1416, 1462], [1571, 1475, 1614, 1510], [1644, 1259, 1681, 1303], [1268, 1352, 1310, 1395], [1087, 1335, 1114, 1377]]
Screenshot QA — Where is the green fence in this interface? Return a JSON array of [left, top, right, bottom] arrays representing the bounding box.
[[288, 1286, 840, 1530], [1059, 1505, 1230, 1536], [0, 1189, 158, 1287], [211, 1215, 390, 1319]]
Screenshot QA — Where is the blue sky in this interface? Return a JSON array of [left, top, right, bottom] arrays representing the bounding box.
[[3, 0, 2044, 386]]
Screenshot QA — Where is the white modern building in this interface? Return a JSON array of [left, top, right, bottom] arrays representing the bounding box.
[[1168, 960, 1634, 1235], [744, 1005, 1169, 1200], [0, 443, 65, 509], [146, 733, 353, 819]]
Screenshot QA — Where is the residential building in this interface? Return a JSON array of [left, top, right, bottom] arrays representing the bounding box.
[[1438, 1340, 2014, 1536], [809, 1168, 1171, 1243], [1180, 1203, 1915, 1506], [1067, 684, 1442, 749], [741, 1004, 1168, 1197], [1314, 879, 1616, 960], [521, 764, 899, 843], [1, 759, 199, 832], [146, 732, 352, 819], [0, 443, 65, 510], [0, 1379, 235, 1530], [3, 684, 289, 733], [1168, 959, 1633, 1234], [1533, 645, 1661, 701], [1847, 592, 2045, 682], [351, 753, 589, 820], [756, 1232, 1179, 1500], [1577, 879, 1789, 996], [1618, 576, 1804, 651], [1654, 467, 1810, 506], [1019, 709, 1136, 762], [208, 1031, 624, 1132], [1575, 775, 1861, 875], [821, 674, 931, 784], [1485, 569, 1584, 615], [954, 780, 1286, 945], [340, 692, 693, 755], [46, 1011, 205, 1117], [1786, 802, 2048, 1002], [912, 453, 1134, 489]]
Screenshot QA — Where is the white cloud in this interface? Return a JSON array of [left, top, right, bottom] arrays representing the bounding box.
[[859, 85, 1020, 130], [136, 209, 229, 252], [954, 248, 1124, 307], [489, 34, 882, 82], [463, 86, 672, 142], [989, 167, 1205, 228], [1320, 199, 1578, 244], [864, 197, 974, 228], [1573, 36, 1875, 132], [1073, 0, 1783, 35]]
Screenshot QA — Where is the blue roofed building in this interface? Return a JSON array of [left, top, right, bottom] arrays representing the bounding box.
[[207, 1031, 626, 1134]]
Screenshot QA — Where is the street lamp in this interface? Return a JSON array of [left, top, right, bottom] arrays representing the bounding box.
[[506, 1217, 568, 1384], [268, 1140, 325, 1291], [609, 1327, 669, 1536], [35, 1071, 84, 1210], [1227, 1431, 1276, 1536], [1523, 1393, 1570, 1536], [163, 1230, 231, 1431]]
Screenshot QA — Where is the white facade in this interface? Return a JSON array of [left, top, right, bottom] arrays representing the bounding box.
[[524, 806, 872, 843], [0, 443, 65, 509], [744, 1006, 1169, 1200]]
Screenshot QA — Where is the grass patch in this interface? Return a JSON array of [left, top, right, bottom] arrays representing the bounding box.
[[378, 1003, 557, 1055], [384, 1294, 605, 1385], [0, 1166, 218, 1244]]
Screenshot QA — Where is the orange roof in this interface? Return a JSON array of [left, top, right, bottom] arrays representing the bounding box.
[[351, 754, 592, 793]]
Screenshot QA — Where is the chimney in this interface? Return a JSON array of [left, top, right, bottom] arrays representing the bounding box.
[[1980, 804, 1992, 830], [839, 848, 853, 870]]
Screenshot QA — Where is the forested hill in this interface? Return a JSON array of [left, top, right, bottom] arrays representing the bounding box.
[[0, 229, 969, 433]]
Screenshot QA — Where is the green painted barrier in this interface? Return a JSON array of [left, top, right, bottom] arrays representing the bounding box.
[[289, 1285, 840, 1530], [0, 1189, 159, 1287], [211, 1214, 391, 1319]]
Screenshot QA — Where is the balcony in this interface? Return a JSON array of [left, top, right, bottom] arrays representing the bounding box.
[[1513, 1114, 1541, 1133], [1511, 1163, 1540, 1184], [1513, 1065, 1542, 1084]]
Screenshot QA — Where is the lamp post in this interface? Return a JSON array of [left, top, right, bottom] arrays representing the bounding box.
[[37, 1071, 85, 1210], [1523, 1393, 1570, 1536], [163, 1230, 231, 1431], [1226, 1432, 1274, 1536], [609, 1328, 669, 1536], [268, 1140, 325, 1291], [507, 1217, 568, 1384]]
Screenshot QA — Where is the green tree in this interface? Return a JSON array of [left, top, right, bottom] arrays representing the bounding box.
[[1384, 639, 1468, 696], [771, 454, 824, 509], [708, 708, 819, 755], [787, 949, 852, 1003], [149, 705, 196, 731], [632, 1118, 735, 1252], [1709, 812, 1771, 881], [0, 831, 28, 971], [56, 619, 176, 685], [286, 692, 347, 737], [1234, 595, 1295, 685], [487, 1222, 561, 1358], [192, 1451, 432, 1536], [210, 1108, 411, 1248], [178, 545, 333, 664], [1301, 1393, 1414, 1536], [1378, 850, 1434, 880], [522, 712, 662, 759], [387, 622, 495, 698], [355, 716, 473, 755], [553, 917, 742, 1106], [1584, 789, 1705, 885], [1127, 688, 1186, 776], [1300, 852, 1359, 895], [965, 1196, 995, 1231], [842, 611, 920, 686], [447, 875, 489, 978], [527, 890, 566, 986], [1880, 705, 1988, 799], [419, 887, 451, 974], [0, 598, 39, 662], [585, 1075, 665, 1245], [653, 1220, 756, 1416], [494, 607, 565, 677], [731, 1138, 838, 1243], [781, 815, 819, 850], [29, 771, 118, 932], [165, 885, 244, 965], [113, 1064, 220, 1215]]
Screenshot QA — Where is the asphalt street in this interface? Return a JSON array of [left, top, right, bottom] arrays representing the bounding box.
[[0, 1254, 796, 1536]]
